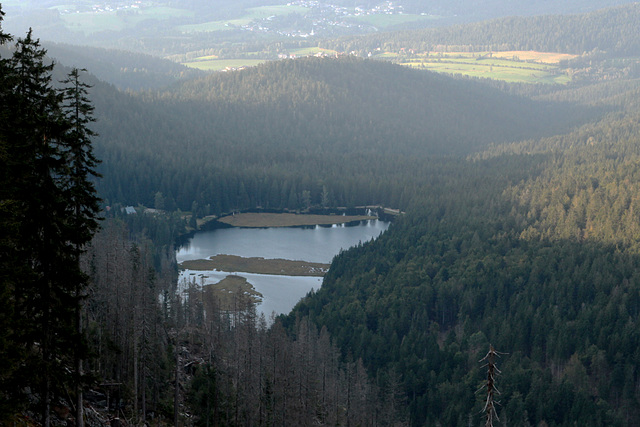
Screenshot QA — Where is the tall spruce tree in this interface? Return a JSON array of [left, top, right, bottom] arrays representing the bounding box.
[[0, 16, 101, 425], [0, 4, 21, 418], [59, 67, 102, 427]]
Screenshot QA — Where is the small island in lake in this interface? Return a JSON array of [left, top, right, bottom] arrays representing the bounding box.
[[202, 275, 263, 310], [217, 212, 376, 228], [180, 254, 330, 277]]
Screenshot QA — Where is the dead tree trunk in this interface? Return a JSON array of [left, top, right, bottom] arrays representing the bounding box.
[[479, 345, 503, 427]]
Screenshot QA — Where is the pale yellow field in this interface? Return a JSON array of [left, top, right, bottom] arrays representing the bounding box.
[[490, 51, 577, 64], [433, 51, 577, 64]]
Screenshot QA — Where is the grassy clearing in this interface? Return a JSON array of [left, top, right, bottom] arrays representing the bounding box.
[[178, 4, 307, 33], [289, 47, 338, 56], [61, 6, 193, 34], [417, 51, 576, 64], [245, 5, 308, 19], [490, 51, 577, 64], [392, 51, 573, 84], [405, 61, 569, 84], [182, 59, 267, 71], [178, 21, 234, 33], [202, 275, 262, 310], [217, 212, 376, 227], [181, 254, 330, 277]]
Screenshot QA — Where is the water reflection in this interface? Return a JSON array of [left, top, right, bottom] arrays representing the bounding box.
[[177, 219, 389, 317]]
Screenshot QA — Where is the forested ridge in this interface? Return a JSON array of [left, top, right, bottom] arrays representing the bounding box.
[[41, 42, 203, 91], [288, 84, 640, 424], [5, 2, 640, 426], [92, 57, 595, 214], [321, 3, 640, 55]]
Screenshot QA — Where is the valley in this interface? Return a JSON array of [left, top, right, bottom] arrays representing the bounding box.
[[3, 2, 640, 426]]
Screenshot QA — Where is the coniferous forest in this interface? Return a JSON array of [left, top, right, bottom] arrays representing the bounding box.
[[4, 2, 640, 426]]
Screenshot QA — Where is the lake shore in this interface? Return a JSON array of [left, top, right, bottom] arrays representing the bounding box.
[[217, 212, 376, 228], [180, 254, 330, 276]]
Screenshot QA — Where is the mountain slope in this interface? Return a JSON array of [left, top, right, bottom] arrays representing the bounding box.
[[287, 104, 640, 425], [92, 57, 595, 211], [322, 3, 640, 56], [44, 42, 203, 91]]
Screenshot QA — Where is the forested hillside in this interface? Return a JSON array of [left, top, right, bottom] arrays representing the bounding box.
[[5, 0, 633, 56], [6, 2, 640, 425], [42, 43, 203, 91], [322, 3, 640, 55], [92, 57, 595, 214], [288, 81, 640, 425]]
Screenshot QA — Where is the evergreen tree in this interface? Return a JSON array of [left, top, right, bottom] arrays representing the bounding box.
[[0, 5, 21, 419], [59, 67, 102, 427], [0, 23, 101, 425]]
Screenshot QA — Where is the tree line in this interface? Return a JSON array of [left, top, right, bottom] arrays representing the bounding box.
[[0, 13, 100, 426], [320, 3, 640, 56], [91, 56, 595, 215]]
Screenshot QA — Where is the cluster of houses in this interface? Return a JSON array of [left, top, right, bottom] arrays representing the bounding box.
[[288, 1, 403, 17], [241, 0, 406, 38]]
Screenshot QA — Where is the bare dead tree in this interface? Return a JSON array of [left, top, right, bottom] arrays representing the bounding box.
[[479, 345, 505, 427]]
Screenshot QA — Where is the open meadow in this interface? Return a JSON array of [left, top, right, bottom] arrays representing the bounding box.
[[177, 4, 308, 33], [182, 48, 577, 85], [60, 6, 194, 34], [182, 58, 267, 71], [387, 51, 576, 84]]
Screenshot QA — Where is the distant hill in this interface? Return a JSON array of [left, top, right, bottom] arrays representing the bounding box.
[[322, 3, 640, 55], [3, 1, 636, 56], [91, 57, 595, 211], [43, 43, 203, 91], [401, 0, 635, 20], [163, 57, 586, 156]]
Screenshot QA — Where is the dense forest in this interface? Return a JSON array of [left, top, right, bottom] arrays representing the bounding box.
[[91, 57, 598, 215], [5, 2, 640, 426], [288, 112, 640, 425], [41, 43, 203, 91], [4, 0, 634, 56], [321, 3, 640, 56]]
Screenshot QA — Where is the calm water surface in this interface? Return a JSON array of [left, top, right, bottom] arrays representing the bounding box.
[[177, 219, 390, 317]]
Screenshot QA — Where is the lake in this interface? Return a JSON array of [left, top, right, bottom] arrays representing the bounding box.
[[177, 219, 390, 317]]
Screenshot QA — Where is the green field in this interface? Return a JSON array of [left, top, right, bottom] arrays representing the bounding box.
[[60, 6, 194, 34], [385, 51, 572, 84], [178, 4, 307, 33], [182, 49, 572, 83], [182, 58, 268, 71], [288, 47, 338, 56], [407, 61, 569, 84]]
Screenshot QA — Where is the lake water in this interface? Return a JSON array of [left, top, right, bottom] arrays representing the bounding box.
[[177, 219, 390, 317]]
